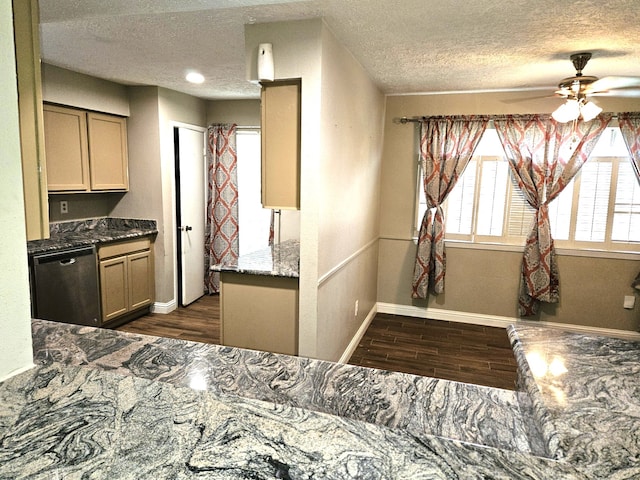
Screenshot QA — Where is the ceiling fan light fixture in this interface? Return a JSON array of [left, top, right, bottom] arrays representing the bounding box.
[[580, 100, 603, 122], [552, 99, 580, 123], [552, 98, 602, 123]]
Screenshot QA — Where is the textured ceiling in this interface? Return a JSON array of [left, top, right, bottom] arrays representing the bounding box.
[[38, 0, 640, 100]]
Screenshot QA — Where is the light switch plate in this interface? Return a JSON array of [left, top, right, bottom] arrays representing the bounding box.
[[624, 295, 635, 309]]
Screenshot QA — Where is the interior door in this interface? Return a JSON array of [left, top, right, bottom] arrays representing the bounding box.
[[175, 126, 206, 306]]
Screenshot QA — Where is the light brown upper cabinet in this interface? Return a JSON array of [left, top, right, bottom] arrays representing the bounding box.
[[260, 79, 301, 210], [43, 104, 129, 193]]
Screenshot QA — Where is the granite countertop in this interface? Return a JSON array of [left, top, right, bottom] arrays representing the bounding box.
[[211, 239, 299, 278], [7, 319, 638, 478], [508, 325, 640, 479], [27, 217, 158, 256]]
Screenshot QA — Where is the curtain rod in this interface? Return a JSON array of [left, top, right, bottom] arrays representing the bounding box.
[[395, 114, 621, 124]]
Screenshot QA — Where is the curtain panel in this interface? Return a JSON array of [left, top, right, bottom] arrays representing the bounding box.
[[412, 116, 489, 299], [493, 114, 611, 316], [618, 112, 640, 183], [205, 124, 239, 294]]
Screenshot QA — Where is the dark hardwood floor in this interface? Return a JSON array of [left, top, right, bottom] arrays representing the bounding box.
[[115, 295, 518, 390], [349, 313, 518, 390], [116, 294, 220, 344]]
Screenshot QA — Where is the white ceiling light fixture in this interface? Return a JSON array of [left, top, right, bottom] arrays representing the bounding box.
[[186, 71, 205, 84], [552, 96, 602, 123]]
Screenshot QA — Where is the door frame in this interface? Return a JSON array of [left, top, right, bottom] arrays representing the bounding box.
[[172, 122, 206, 308]]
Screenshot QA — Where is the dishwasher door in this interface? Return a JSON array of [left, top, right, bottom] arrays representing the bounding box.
[[32, 246, 101, 326]]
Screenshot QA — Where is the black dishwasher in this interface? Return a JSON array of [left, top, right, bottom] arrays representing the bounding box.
[[31, 245, 101, 326]]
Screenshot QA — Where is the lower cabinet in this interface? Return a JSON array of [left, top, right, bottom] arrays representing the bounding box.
[[98, 238, 154, 325]]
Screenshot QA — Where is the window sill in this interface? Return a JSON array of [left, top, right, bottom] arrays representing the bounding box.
[[407, 237, 640, 261]]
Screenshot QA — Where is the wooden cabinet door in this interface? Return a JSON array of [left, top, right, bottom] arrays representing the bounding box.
[[127, 250, 153, 310], [99, 256, 129, 322], [261, 79, 301, 209], [87, 112, 129, 191], [43, 105, 90, 192]]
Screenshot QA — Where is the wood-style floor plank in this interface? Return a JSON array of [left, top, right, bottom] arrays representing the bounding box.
[[348, 313, 518, 390], [114, 298, 518, 390], [115, 294, 220, 344]]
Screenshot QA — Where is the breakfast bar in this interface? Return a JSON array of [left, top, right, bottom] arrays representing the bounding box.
[[1, 316, 638, 478]]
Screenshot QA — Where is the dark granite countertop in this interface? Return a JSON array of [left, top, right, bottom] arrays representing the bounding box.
[[27, 217, 158, 256], [211, 239, 299, 278]]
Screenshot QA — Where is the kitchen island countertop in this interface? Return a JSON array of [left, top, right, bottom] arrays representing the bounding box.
[[0, 319, 592, 479], [2, 318, 639, 477]]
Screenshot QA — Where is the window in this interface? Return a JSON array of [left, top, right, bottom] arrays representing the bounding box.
[[415, 127, 640, 252], [236, 129, 271, 255]]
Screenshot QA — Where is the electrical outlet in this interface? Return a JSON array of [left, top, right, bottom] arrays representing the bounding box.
[[624, 295, 635, 309], [60, 201, 68, 214], [354, 300, 359, 317]]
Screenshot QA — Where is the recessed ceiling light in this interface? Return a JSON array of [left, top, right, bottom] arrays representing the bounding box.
[[186, 71, 205, 84]]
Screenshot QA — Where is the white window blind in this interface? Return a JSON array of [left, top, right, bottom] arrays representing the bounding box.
[[476, 159, 508, 236], [506, 183, 535, 237], [612, 161, 640, 242], [445, 161, 476, 235], [548, 181, 574, 240], [575, 161, 612, 243]]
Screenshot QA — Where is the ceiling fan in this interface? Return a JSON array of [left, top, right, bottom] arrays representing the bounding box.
[[552, 52, 640, 122]]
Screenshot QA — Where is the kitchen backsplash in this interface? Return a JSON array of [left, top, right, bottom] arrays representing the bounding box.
[[50, 217, 157, 235]]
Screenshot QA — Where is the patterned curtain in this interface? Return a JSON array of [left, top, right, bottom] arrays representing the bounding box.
[[205, 124, 238, 294], [618, 112, 640, 183], [412, 116, 489, 298], [493, 114, 611, 316]]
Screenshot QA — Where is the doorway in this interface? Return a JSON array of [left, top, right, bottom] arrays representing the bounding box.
[[174, 125, 206, 307]]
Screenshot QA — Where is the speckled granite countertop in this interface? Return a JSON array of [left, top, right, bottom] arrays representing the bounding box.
[[27, 217, 157, 256], [508, 325, 640, 479], [211, 239, 299, 278], [6, 318, 635, 478]]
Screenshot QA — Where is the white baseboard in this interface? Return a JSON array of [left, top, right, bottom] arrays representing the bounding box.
[[376, 302, 640, 341], [338, 304, 378, 364], [151, 299, 177, 315]]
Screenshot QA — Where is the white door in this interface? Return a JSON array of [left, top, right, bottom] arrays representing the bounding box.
[[176, 126, 206, 306]]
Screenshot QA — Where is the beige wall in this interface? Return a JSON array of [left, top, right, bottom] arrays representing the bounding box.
[[379, 93, 640, 332], [246, 20, 385, 361], [206, 99, 260, 126], [110, 86, 165, 298], [0, 0, 34, 380], [42, 63, 129, 116], [316, 23, 384, 360]]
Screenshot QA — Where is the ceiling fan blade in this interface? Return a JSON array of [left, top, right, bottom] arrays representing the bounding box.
[[590, 88, 640, 98], [588, 76, 640, 93], [501, 93, 557, 104]]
